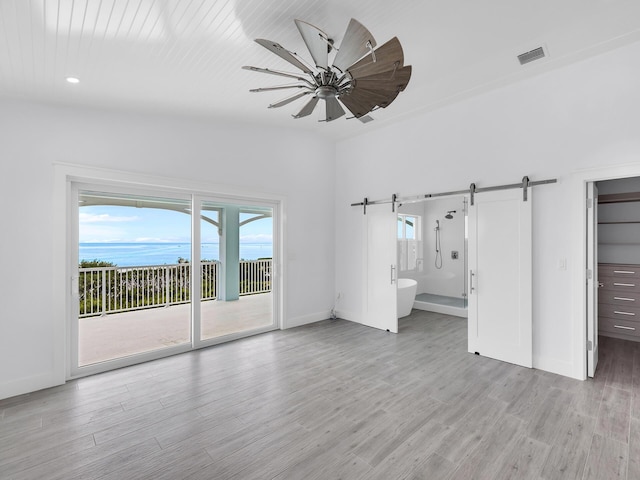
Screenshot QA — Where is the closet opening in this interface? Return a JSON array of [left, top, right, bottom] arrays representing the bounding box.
[[593, 177, 640, 356], [588, 176, 640, 377]]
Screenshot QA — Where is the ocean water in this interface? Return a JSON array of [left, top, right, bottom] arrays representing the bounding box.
[[79, 243, 272, 267]]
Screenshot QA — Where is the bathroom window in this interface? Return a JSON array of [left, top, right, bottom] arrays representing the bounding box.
[[398, 214, 421, 272], [398, 215, 418, 240]]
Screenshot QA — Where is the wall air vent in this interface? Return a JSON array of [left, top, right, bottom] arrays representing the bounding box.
[[517, 46, 546, 65]]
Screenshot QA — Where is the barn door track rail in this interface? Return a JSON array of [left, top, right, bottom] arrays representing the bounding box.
[[351, 176, 557, 214]]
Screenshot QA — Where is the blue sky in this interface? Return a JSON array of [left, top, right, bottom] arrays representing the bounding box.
[[79, 206, 272, 244]]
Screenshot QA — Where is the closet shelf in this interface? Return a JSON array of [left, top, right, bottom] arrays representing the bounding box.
[[598, 242, 640, 246], [599, 221, 640, 224], [598, 192, 640, 204]]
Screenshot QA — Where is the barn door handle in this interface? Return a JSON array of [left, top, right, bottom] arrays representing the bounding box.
[[391, 265, 396, 285], [470, 270, 475, 293]]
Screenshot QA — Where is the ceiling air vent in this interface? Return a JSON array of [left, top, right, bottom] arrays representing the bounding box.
[[517, 46, 546, 65]]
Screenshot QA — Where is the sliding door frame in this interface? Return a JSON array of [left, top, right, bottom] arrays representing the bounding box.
[[193, 193, 281, 350], [70, 182, 196, 378], [54, 163, 284, 381]]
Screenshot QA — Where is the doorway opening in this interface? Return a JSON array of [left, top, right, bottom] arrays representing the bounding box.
[[586, 176, 640, 377], [71, 184, 279, 377], [398, 196, 468, 318]]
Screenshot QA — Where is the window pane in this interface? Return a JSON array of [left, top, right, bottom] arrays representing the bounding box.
[[405, 216, 415, 239], [200, 202, 274, 341], [78, 191, 191, 366]]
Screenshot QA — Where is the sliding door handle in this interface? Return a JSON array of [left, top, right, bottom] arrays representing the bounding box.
[[470, 270, 475, 294], [391, 265, 396, 285]]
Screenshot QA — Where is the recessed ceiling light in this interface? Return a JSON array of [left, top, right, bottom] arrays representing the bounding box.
[[66, 76, 80, 84]]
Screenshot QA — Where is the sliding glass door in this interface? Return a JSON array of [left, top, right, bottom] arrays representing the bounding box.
[[200, 200, 274, 341], [72, 185, 278, 376]]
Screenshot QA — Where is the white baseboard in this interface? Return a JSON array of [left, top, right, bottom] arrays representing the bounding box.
[[412, 301, 468, 318], [334, 310, 361, 323], [283, 311, 330, 329], [533, 356, 578, 380], [0, 372, 65, 401]]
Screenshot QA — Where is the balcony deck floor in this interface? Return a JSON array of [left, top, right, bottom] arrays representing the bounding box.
[[79, 293, 273, 366]]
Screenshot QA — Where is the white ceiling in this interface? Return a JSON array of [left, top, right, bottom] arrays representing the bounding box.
[[2, 0, 640, 139]]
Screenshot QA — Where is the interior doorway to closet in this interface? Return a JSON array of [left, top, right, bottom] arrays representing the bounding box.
[[586, 176, 640, 377]]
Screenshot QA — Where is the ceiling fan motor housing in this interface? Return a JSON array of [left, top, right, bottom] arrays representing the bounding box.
[[316, 86, 337, 99]]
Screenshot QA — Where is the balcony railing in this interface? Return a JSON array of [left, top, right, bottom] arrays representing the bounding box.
[[79, 259, 272, 318]]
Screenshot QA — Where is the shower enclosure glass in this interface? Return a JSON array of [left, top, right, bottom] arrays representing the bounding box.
[[397, 196, 468, 317]]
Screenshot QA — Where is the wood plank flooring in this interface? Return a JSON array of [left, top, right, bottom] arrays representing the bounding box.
[[1, 310, 639, 479]]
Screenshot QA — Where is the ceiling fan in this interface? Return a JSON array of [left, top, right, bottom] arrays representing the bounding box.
[[243, 18, 412, 123]]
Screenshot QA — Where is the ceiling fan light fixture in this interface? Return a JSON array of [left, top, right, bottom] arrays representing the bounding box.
[[244, 18, 411, 123]]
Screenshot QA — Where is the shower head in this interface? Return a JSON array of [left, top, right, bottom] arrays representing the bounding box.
[[445, 210, 456, 219]]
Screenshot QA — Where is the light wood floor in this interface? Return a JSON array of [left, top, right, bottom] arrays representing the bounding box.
[[1, 310, 639, 479]]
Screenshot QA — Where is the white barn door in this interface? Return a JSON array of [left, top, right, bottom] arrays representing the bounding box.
[[363, 205, 398, 333], [468, 188, 532, 367]]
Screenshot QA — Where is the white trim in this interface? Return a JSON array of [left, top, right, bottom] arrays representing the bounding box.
[[68, 344, 194, 380], [532, 355, 575, 379], [194, 325, 279, 349], [54, 163, 286, 384], [570, 162, 640, 380], [69, 184, 80, 377], [284, 311, 332, 329], [412, 301, 467, 318], [54, 162, 286, 202], [0, 372, 62, 400], [52, 166, 70, 390], [192, 196, 203, 349], [335, 309, 361, 324]]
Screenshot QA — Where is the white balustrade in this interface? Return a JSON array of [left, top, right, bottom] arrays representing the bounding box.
[[79, 259, 271, 317]]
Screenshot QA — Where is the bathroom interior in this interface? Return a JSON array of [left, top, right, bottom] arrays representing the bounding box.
[[397, 196, 468, 318]]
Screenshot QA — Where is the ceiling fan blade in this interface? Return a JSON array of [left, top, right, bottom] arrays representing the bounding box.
[[243, 66, 316, 87], [344, 87, 399, 110], [269, 91, 312, 108], [295, 19, 329, 69], [250, 84, 313, 93], [352, 65, 412, 93], [339, 93, 375, 118], [293, 96, 320, 118], [347, 37, 404, 79], [332, 19, 376, 72], [324, 96, 346, 122], [358, 115, 375, 123], [255, 39, 313, 74]]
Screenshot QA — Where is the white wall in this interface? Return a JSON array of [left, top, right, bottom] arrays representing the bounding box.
[[335, 39, 640, 379], [0, 100, 336, 399]]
